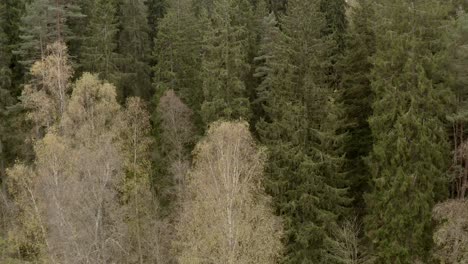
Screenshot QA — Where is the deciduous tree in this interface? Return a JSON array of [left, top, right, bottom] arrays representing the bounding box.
[[175, 121, 283, 264]]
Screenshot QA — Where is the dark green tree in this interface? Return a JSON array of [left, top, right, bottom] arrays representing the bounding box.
[[3, 0, 25, 94], [153, 0, 205, 115], [256, 0, 349, 262], [320, 0, 347, 52], [364, 0, 452, 262], [199, 0, 254, 124], [146, 0, 167, 45], [80, 0, 119, 82], [117, 0, 152, 100], [16, 0, 83, 70], [0, 0, 28, 183], [152, 0, 204, 212], [340, 0, 375, 214], [0, 1, 14, 182]]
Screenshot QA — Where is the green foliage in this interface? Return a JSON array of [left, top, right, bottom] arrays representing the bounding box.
[[153, 0, 204, 117], [364, 0, 452, 262], [80, 0, 119, 83], [340, 0, 375, 214], [256, 0, 349, 262], [117, 0, 152, 100], [16, 0, 83, 70], [199, 0, 254, 124], [320, 0, 347, 52], [0, 0, 26, 184], [146, 0, 167, 44]]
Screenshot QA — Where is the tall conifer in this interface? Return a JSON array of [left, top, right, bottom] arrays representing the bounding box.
[[199, 0, 254, 124], [256, 0, 349, 262], [364, 0, 451, 262], [80, 0, 119, 83], [16, 0, 83, 69], [118, 0, 152, 100], [341, 0, 375, 213]]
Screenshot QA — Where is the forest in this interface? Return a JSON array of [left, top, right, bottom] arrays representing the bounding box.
[[0, 0, 468, 263]]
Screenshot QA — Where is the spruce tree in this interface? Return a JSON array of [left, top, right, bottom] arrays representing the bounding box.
[[16, 0, 83, 70], [3, 0, 25, 94], [199, 0, 254, 124], [152, 0, 203, 212], [80, 0, 119, 83], [117, 0, 152, 100], [153, 0, 204, 114], [341, 0, 375, 213], [256, 0, 349, 262], [364, 0, 452, 262], [0, 3, 14, 182], [146, 0, 167, 44], [320, 0, 347, 52], [0, 0, 26, 183]]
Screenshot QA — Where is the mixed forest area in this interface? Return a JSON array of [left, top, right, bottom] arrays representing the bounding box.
[[1, 0, 468, 263]]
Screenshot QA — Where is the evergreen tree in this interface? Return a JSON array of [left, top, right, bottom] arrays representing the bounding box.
[[16, 0, 83, 70], [3, 0, 26, 94], [0, 3, 12, 92], [364, 0, 452, 262], [153, 0, 205, 115], [319, 0, 347, 102], [146, 0, 167, 45], [320, 0, 347, 52], [0, 2, 14, 182], [200, 0, 254, 124], [80, 0, 119, 82], [118, 0, 152, 100], [267, 0, 287, 14], [0, 0, 27, 184], [152, 0, 203, 211], [341, 0, 375, 213], [256, 0, 349, 262]]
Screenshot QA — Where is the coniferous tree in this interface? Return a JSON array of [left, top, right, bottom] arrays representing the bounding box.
[[118, 0, 152, 100], [341, 0, 375, 213], [16, 0, 83, 70], [146, 0, 167, 45], [320, 0, 347, 102], [3, 0, 25, 93], [199, 0, 254, 124], [153, 0, 205, 115], [80, 0, 119, 83], [256, 0, 349, 262], [0, 1, 14, 182], [320, 0, 347, 52], [364, 0, 452, 262]]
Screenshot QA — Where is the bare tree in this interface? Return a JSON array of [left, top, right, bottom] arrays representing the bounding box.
[[433, 200, 468, 263], [175, 121, 283, 264], [157, 89, 196, 193], [326, 218, 375, 264]]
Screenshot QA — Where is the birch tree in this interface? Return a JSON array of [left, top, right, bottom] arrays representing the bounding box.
[[175, 121, 283, 264], [121, 97, 163, 264], [21, 41, 72, 132]]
